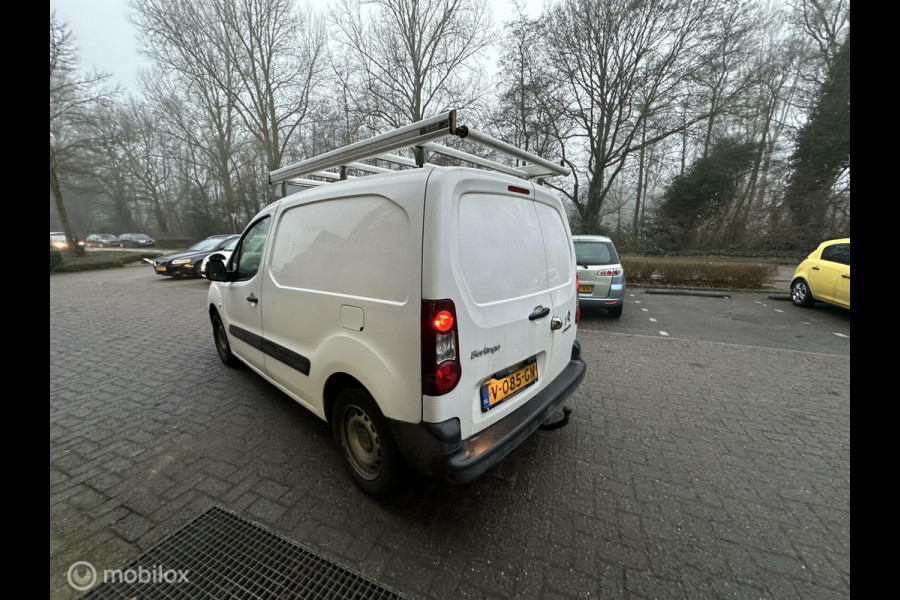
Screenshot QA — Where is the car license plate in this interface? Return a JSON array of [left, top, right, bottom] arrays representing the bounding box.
[[155, 266, 166, 272], [481, 361, 538, 411], [578, 284, 593, 293]]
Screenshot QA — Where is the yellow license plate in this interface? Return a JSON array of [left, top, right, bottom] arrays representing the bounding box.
[[481, 361, 538, 411], [155, 266, 166, 272], [578, 284, 593, 293]]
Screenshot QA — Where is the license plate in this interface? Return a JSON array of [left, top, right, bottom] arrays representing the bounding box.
[[578, 284, 593, 293], [481, 361, 538, 411], [155, 266, 166, 272]]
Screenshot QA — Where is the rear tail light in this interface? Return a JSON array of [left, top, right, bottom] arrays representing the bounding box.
[[597, 267, 624, 276], [422, 300, 461, 395]]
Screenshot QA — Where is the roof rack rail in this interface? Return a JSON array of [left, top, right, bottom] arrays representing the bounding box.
[[269, 110, 569, 189]]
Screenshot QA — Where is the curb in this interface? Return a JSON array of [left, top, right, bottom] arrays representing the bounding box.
[[767, 293, 792, 302], [643, 289, 731, 299]]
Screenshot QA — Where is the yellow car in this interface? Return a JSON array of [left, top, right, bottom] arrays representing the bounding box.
[[790, 238, 850, 309]]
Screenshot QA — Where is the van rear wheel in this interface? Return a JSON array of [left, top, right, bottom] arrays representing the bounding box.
[[332, 388, 406, 495]]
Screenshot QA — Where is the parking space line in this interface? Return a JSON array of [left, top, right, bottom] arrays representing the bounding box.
[[635, 300, 641, 304], [833, 332, 849, 338], [577, 328, 850, 358], [649, 318, 657, 322], [659, 331, 669, 336], [641, 308, 648, 312], [774, 309, 784, 313]]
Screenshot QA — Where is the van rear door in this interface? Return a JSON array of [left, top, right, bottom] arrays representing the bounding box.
[[421, 169, 570, 439], [533, 188, 578, 387]]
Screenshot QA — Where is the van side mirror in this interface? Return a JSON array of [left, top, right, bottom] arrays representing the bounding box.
[[206, 257, 230, 282]]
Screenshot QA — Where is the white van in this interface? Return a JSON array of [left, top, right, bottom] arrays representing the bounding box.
[[206, 112, 586, 494]]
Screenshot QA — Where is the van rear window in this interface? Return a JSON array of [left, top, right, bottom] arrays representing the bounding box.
[[457, 193, 548, 304]]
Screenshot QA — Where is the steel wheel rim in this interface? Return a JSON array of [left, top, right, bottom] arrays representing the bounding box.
[[215, 321, 229, 359], [792, 281, 808, 303], [341, 405, 382, 480]]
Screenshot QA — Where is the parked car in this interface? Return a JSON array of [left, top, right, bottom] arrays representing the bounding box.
[[207, 129, 586, 495], [199, 235, 240, 277], [572, 235, 626, 318], [50, 232, 68, 250], [152, 234, 239, 278], [118, 233, 156, 248], [790, 238, 850, 309], [84, 233, 119, 248]]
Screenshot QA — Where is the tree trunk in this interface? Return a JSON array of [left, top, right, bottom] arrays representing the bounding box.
[[582, 170, 606, 234], [50, 146, 76, 252], [633, 121, 647, 235]]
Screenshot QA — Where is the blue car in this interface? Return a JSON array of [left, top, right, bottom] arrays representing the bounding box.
[[574, 235, 626, 318]]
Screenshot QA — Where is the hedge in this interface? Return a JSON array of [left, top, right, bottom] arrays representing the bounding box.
[[621, 257, 776, 289], [50, 251, 163, 273]]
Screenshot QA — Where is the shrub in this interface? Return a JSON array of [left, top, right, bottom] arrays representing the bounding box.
[[50, 251, 162, 273], [50, 250, 63, 271], [621, 258, 776, 289]]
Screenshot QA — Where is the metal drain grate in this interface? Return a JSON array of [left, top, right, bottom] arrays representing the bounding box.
[[80, 506, 408, 600]]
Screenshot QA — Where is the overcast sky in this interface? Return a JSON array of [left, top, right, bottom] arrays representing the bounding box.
[[49, 0, 544, 94]]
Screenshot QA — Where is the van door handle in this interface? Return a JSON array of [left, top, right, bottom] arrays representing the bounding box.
[[247, 294, 258, 304], [811, 266, 820, 271], [529, 307, 550, 320], [841, 274, 850, 279]]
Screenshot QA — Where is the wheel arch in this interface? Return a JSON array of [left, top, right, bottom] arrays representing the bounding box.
[[323, 372, 371, 425]]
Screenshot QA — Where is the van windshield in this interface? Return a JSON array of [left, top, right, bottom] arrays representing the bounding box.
[[574, 241, 619, 266]]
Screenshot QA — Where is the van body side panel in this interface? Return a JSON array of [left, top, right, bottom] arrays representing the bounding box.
[[259, 175, 426, 424], [421, 169, 563, 440]]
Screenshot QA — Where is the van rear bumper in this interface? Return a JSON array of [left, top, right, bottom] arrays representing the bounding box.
[[388, 341, 587, 484]]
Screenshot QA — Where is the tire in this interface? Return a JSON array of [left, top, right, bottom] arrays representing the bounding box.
[[193, 263, 203, 278], [791, 278, 815, 307], [211, 311, 240, 367], [608, 305, 623, 318], [332, 388, 407, 496]]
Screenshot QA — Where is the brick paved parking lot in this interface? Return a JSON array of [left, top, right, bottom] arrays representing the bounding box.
[[50, 266, 850, 599]]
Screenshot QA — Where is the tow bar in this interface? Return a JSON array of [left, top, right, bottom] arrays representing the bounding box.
[[539, 406, 572, 431]]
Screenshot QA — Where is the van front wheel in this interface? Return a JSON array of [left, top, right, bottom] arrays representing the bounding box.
[[332, 388, 406, 495], [211, 311, 240, 367]]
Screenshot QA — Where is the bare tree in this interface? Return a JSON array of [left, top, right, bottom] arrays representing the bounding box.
[[491, 2, 569, 163], [544, 0, 724, 234], [690, 0, 762, 159], [50, 12, 116, 249], [140, 68, 244, 221], [791, 0, 848, 75], [330, 0, 493, 128], [216, 0, 327, 173], [132, 0, 326, 184]]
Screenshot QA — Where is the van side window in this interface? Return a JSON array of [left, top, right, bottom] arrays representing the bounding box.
[[231, 217, 271, 281]]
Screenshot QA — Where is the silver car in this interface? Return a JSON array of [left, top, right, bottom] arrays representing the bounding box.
[[574, 235, 626, 318]]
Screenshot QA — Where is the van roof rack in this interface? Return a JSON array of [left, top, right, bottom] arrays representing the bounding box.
[[269, 110, 569, 191]]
